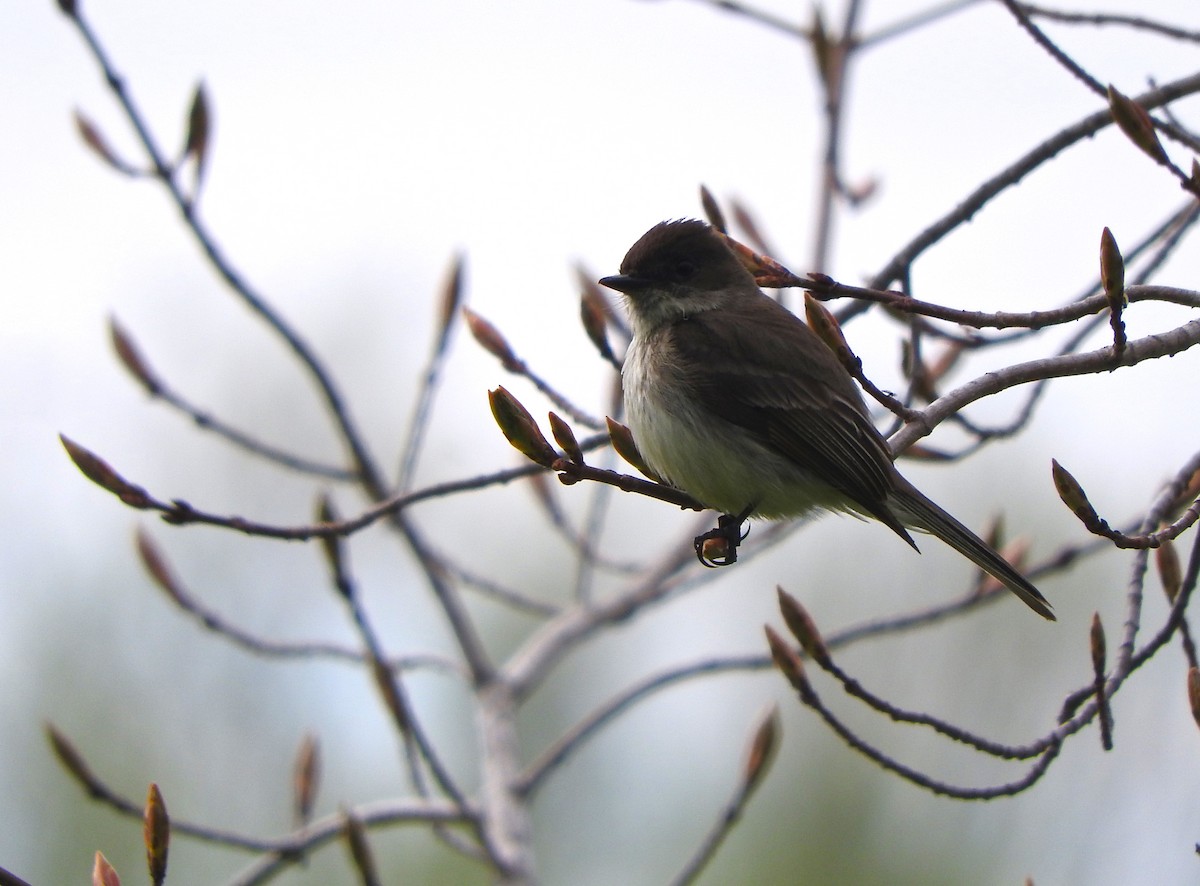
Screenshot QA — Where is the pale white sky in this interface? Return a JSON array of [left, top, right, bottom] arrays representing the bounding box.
[[4, 1, 1200, 884]]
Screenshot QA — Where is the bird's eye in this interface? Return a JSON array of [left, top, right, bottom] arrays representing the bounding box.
[[674, 260, 697, 279]]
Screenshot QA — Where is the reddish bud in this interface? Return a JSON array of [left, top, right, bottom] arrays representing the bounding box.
[[293, 733, 321, 826], [1090, 613, 1107, 676], [810, 5, 833, 90], [579, 287, 615, 364], [1107, 85, 1169, 166], [60, 435, 153, 509], [1051, 459, 1100, 526], [776, 587, 830, 665], [314, 495, 349, 597], [1099, 228, 1126, 303], [184, 82, 211, 187], [342, 807, 380, 884], [719, 232, 797, 287], [135, 529, 188, 606], [371, 657, 410, 734], [1156, 539, 1182, 602], [763, 625, 812, 699], [729, 198, 772, 257], [46, 723, 96, 790], [804, 293, 852, 361], [74, 110, 132, 175], [488, 387, 558, 467], [109, 318, 161, 395], [1179, 468, 1200, 515], [464, 308, 522, 372], [435, 253, 466, 353], [548, 412, 584, 465], [93, 853, 121, 886], [143, 783, 169, 886], [606, 418, 662, 482], [699, 184, 727, 233], [740, 704, 780, 797], [1188, 668, 1200, 730]]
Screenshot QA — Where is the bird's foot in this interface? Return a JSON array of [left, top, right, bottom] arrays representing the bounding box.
[[694, 510, 752, 567]]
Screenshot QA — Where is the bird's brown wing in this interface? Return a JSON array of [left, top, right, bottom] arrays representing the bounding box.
[[669, 300, 913, 543]]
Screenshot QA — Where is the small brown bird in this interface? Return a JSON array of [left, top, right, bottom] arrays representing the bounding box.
[[600, 219, 1053, 620]]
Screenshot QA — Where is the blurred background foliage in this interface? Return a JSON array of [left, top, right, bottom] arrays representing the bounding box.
[[4, 0, 1200, 883]]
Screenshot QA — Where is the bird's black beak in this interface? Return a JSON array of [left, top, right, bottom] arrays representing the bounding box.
[[598, 274, 650, 294]]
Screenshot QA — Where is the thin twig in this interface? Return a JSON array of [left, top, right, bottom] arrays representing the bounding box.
[[684, 0, 808, 38], [865, 72, 1200, 296], [61, 435, 611, 541], [111, 319, 356, 480], [793, 674, 1065, 798], [1019, 3, 1200, 42], [857, 0, 985, 49], [518, 655, 768, 797], [397, 255, 465, 492], [70, 9, 389, 500], [226, 798, 476, 886], [888, 316, 1200, 455]]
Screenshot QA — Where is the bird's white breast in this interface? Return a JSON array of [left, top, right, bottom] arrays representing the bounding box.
[[623, 333, 852, 519]]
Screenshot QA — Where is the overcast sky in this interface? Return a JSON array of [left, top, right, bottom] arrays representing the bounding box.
[[5, 1, 1200, 884]]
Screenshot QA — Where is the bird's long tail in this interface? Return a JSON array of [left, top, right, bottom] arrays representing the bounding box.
[[890, 480, 1055, 621]]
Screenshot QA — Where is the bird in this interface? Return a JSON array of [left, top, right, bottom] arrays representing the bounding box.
[[599, 219, 1053, 620]]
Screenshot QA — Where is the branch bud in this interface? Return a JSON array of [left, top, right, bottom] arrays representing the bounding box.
[[1100, 227, 1128, 353], [371, 657, 410, 734], [143, 783, 169, 886], [1089, 612, 1106, 676], [729, 198, 772, 256], [776, 587, 830, 666], [605, 418, 662, 482], [1050, 459, 1100, 526], [1188, 667, 1200, 731], [435, 253, 466, 353], [74, 110, 133, 175], [342, 807, 380, 885], [46, 723, 97, 792], [293, 733, 321, 826], [804, 293, 853, 364], [488, 387, 558, 467], [93, 852, 121, 886], [135, 528, 188, 607], [464, 308, 523, 372], [699, 184, 727, 232], [740, 704, 780, 798], [315, 495, 351, 599], [1156, 539, 1182, 603], [1107, 85, 1169, 166], [184, 81, 211, 188], [579, 286, 615, 364], [763, 625, 813, 701], [548, 412, 584, 465], [719, 232, 798, 288], [60, 435, 153, 508], [109, 317, 161, 395], [1099, 227, 1126, 303], [810, 5, 832, 91]]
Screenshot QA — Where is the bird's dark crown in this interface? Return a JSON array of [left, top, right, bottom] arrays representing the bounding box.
[[617, 219, 752, 292]]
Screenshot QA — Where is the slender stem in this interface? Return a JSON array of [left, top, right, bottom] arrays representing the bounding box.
[[810, 0, 863, 271], [72, 10, 387, 499]]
